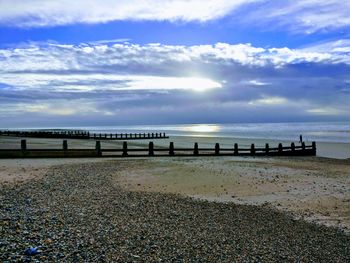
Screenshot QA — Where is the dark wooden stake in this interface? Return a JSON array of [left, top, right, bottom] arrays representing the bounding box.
[[265, 143, 269, 155], [95, 141, 101, 157], [215, 143, 220, 155], [250, 144, 255, 154], [63, 140, 68, 151], [194, 143, 199, 156], [278, 143, 283, 153], [122, 141, 128, 156], [149, 142, 154, 156], [291, 142, 295, 152], [21, 139, 27, 151], [234, 143, 238, 155], [169, 142, 174, 156]]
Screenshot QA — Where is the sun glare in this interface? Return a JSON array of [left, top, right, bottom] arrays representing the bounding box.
[[183, 124, 221, 133], [127, 76, 222, 92]]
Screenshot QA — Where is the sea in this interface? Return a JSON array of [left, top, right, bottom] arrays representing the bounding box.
[[55, 121, 350, 144]]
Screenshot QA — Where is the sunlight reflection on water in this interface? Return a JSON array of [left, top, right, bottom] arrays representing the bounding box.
[[180, 124, 221, 133]]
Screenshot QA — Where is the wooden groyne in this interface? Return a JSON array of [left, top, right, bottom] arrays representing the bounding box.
[[0, 140, 316, 158], [0, 130, 169, 140]]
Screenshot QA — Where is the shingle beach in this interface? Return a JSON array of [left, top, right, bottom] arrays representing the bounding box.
[[1, 161, 349, 262]]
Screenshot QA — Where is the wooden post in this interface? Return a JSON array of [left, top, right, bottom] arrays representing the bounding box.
[[21, 139, 27, 151], [250, 144, 255, 154], [234, 143, 238, 155], [194, 143, 199, 156], [149, 142, 154, 156], [312, 141, 316, 155], [215, 143, 220, 155], [95, 141, 101, 157], [278, 143, 283, 154], [94, 133, 96, 139], [115, 133, 118, 139], [265, 143, 269, 155], [302, 142, 306, 151], [163, 132, 166, 138], [105, 134, 107, 138], [122, 141, 128, 156], [110, 134, 112, 139], [169, 142, 174, 156], [291, 142, 295, 152], [63, 140, 68, 151]]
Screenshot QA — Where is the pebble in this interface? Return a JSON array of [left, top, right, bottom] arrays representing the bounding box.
[[1, 161, 349, 262]]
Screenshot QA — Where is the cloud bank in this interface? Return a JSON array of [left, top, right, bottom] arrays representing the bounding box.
[[1, 41, 349, 126]]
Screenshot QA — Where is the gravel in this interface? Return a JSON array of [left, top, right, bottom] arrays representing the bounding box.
[[1, 161, 349, 262]]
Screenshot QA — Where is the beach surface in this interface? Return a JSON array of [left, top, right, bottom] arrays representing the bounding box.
[[1, 136, 350, 261], [1, 160, 349, 262]]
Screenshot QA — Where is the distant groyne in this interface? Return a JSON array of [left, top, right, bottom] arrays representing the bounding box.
[[0, 130, 169, 140]]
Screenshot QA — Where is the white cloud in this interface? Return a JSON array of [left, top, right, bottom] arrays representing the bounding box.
[[248, 96, 288, 106], [244, 80, 270, 86], [301, 39, 350, 53], [0, 73, 221, 92], [1, 41, 349, 76], [0, 0, 257, 27], [1, 1, 350, 34], [0, 100, 114, 116], [307, 107, 347, 116], [246, 0, 350, 33]]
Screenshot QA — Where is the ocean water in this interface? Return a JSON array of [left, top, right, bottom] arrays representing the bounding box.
[[75, 122, 350, 144]]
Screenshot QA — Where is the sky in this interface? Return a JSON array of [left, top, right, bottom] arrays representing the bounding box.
[[0, 0, 350, 128]]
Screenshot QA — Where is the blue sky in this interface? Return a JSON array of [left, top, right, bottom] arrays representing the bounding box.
[[0, 0, 350, 127]]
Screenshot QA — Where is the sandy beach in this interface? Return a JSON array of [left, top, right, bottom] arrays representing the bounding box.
[[1, 136, 350, 261]]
